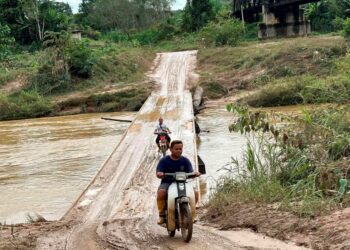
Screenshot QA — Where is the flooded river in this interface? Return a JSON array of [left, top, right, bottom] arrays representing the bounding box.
[[0, 104, 245, 224], [0, 113, 133, 224], [197, 103, 246, 201]]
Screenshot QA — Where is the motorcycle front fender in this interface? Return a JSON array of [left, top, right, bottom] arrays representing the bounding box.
[[167, 181, 197, 231], [185, 181, 196, 220], [167, 182, 177, 231]]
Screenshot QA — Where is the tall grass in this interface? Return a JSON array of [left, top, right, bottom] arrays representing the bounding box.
[[0, 90, 54, 120], [197, 36, 348, 101], [242, 75, 350, 107], [208, 105, 350, 217]]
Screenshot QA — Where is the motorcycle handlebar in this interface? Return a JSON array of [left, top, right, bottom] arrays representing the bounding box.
[[154, 132, 170, 135], [163, 172, 197, 179]]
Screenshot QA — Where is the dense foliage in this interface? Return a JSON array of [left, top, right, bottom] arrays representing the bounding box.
[[0, 0, 72, 44], [182, 0, 214, 32], [199, 8, 243, 47], [305, 0, 350, 32], [0, 23, 15, 60], [84, 0, 173, 31]]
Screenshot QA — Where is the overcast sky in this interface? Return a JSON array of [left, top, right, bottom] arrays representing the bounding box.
[[57, 0, 187, 13]]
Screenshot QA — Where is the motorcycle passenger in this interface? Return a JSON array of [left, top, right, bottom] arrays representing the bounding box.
[[154, 117, 171, 150], [156, 140, 200, 225]]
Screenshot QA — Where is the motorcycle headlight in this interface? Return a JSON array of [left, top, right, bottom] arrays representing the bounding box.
[[175, 172, 186, 181]]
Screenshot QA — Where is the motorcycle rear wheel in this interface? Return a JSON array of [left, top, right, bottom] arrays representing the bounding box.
[[180, 203, 193, 243]]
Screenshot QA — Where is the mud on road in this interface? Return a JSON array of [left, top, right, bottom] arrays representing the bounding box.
[[0, 51, 306, 250]]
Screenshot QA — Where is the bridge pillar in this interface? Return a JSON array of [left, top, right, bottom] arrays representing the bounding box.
[[259, 4, 311, 39]]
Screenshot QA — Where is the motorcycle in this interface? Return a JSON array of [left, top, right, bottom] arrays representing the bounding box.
[[162, 172, 197, 243], [156, 132, 170, 156]]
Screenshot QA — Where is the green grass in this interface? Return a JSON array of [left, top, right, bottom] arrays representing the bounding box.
[[57, 85, 152, 113], [197, 35, 348, 101], [0, 51, 42, 86], [153, 33, 199, 52], [0, 90, 54, 120], [241, 74, 350, 107]]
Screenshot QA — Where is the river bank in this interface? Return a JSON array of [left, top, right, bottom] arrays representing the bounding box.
[[201, 201, 350, 249], [196, 98, 350, 250]]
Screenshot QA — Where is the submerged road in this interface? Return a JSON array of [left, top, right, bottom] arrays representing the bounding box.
[[35, 51, 307, 250]]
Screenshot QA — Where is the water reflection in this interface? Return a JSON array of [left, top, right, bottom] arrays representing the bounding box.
[[0, 112, 134, 224], [197, 104, 246, 201]]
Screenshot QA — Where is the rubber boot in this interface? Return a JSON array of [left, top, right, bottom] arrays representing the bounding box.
[[157, 198, 166, 225]]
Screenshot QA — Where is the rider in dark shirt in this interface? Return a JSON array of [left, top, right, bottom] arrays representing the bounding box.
[[156, 140, 200, 224]]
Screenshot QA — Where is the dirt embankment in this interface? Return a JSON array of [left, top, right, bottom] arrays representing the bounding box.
[[201, 192, 350, 249]]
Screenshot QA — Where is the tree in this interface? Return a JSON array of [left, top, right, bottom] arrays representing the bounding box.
[[87, 0, 173, 31], [21, 0, 72, 42], [22, 0, 45, 41], [0, 0, 72, 44], [305, 0, 350, 32], [76, 0, 96, 25], [32, 31, 71, 94], [0, 23, 15, 60], [182, 0, 214, 32], [0, 0, 31, 44], [79, 0, 96, 16]]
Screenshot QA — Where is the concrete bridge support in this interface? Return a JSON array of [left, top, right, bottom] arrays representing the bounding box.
[[258, 4, 311, 39]]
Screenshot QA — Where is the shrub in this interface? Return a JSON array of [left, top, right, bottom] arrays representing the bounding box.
[[68, 40, 95, 78], [242, 75, 350, 107], [155, 23, 178, 41], [83, 26, 101, 40], [243, 79, 304, 107], [201, 81, 228, 99], [29, 31, 71, 95], [301, 77, 350, 104], [243, 22, 259, 41], [342, 18, 350, 38], [30, 64, 71, 95], [327, 137, 350, 160], [332, 17, 344, 31], [0, 91, 53, 120], [199, 19, 243, 47], [131, 28, 160, 45], [102, 30, 129, 43], [0, 23, 15, 60]]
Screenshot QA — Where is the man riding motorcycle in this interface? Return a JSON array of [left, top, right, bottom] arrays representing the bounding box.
[[154, 117, 171, 150], [156, 140, 200, 225]]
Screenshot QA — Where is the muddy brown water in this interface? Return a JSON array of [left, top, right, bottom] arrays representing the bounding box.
[[0, 105, 244, 224], [0, 112, 134, 224], [197, 103, 246, 201], [0, 100, 248, 223]]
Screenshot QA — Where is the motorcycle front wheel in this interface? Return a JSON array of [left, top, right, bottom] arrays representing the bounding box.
[[180, 203, 193, 243], [160, 145, 167, 156], [168, 230, 175, 237]]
